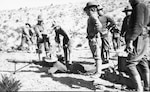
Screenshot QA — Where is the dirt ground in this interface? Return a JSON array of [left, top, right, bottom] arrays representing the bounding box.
[[0, 42, 130, 92]]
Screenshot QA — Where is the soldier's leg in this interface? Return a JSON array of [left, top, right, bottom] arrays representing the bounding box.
[[89, 36, 102, 77], [67, 41, 71, 64], [27, 38, 32, 52], [96, 37, 102, 74], [113, 37, 117, 50], [67, 47, 71, 66], [37, 37, 44, 60], [63, 44, 69, 69], [68, 48, 71, 64], [95, 45, 102, 75], [89, 39, 96, 58], [117, 37, 121, 49], [37, 37, 40, 50], [62, 38, 71, 69], [126, 60, 143, 91], [103, 38, 110, 62], [19, 35, 26, 50], [101, 39, 105, 62], [105, 49, 110, 62], [139, 58, 150, 91], [29, 36, 36, 53], [45, 37, 51, 57], [44, 38, 48, 56], [46, 41, 51, 58]]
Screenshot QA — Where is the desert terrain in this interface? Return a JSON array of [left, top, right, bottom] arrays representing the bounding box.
[[0, 0, 150, 91]]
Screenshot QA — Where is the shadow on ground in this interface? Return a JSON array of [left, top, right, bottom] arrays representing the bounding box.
[[100, 68, 136, 91], [41, 74, 96, 90], [5, 59, 135, 91]]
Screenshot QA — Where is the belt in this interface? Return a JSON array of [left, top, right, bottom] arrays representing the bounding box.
[[87, 34, 98, 39]]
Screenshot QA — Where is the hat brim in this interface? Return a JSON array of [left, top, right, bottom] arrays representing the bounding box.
[[84, 5, 97, 11], [122, 9, 132, 12]]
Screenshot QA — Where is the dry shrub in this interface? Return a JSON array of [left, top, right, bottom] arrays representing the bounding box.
[[0, 74, 22, 92]]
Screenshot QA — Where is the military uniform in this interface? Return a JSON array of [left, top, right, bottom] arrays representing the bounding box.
[[34, 15, 50, 58], [84, 2, 103, 77], [53, 25, 70, 69], [125, 0, 150, 91], [19, 23, 34, 51], [98, 15, 116, 61], [120, 6, 132, 43]]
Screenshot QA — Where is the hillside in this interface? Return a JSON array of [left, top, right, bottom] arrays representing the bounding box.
[[1, 0, 149, 50], [0, 0, 131, 50]]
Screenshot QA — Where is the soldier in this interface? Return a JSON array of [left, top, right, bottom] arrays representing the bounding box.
[[97, 5, 116, 62], [34, 15, 51, 59], [120, 6, 132, 43], [51, 21, 71, 70], [18, 23, 34, 52], [84, 2, 103, 78], [125, 0, 150, 91]]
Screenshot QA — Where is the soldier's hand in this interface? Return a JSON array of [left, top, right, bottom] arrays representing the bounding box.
[[125, 40, 134, 53]]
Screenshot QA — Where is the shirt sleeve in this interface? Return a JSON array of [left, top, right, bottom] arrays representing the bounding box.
[[91, 16, 102, 33], [129, 4, 145, 41], [34, 26, 42, 37], [120, 17, 128, 36]]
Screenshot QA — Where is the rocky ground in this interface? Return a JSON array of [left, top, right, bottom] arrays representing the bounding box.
[[0, 43, 127, 91]]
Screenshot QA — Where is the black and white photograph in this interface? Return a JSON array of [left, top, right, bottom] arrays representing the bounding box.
[[0, 0, 150, 91]]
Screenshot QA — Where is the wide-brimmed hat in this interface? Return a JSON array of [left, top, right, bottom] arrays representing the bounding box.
[[37, 15, 43, 21], [122, 6, 132, 12], [84, 2, 98, 11]]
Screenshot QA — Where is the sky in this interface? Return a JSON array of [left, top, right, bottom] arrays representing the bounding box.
[[0, 0, 91, 10]]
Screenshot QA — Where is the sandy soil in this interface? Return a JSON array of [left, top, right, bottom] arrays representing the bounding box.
[[0, 44, 126, 91]]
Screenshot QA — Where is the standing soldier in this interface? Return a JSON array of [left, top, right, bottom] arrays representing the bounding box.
[[125, 0, 149, 91], [84, 2, 103, 78], [97, 5, 116, 62], [34, 15, 51, 60], [120, 6, 132, 43], [111, 25, 121, 51]]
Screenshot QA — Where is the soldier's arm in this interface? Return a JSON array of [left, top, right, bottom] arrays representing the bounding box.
[[55, 30, 60, 44], [34, 26, 42, 38], [106, 16, 116, 29], [91, 16, 102, 33], [24, 28, 31, 37], [120, 17, 127, 36], [129, 4, 145, 41]]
